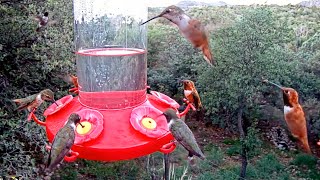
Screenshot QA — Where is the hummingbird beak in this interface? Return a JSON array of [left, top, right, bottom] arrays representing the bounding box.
[[78, 122, 85, 128], [265, 80, 283, 90], [140, 15, 161, 25], [52, 99, 59, 106], [153, 113, 165, 120]]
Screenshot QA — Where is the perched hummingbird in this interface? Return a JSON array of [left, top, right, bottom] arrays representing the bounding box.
[[163, 108, 205, 161], [264, 80, 311, 154], [13, 89, 57, 112], [141, 5, 216, 66], [46, 113, 83, 173], [182, 80, 202, 110]]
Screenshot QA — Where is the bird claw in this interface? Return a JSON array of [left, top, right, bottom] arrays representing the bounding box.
[[27, 109, 36, 121], [179, 100, 196, 117], [46, 145, 52, 151]]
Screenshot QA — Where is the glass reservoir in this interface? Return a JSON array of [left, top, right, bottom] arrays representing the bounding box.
[[74, 0, 147, 109]]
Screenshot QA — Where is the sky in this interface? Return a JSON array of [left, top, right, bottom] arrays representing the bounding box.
[[73, 0, 302, 22], [147, 0, 302, 7]]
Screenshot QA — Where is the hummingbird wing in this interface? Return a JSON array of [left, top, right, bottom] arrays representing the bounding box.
[[33, 15, 42, 22], [191, 90, 202, 110], [47, 20, 58, 26], [12, 94, 37, 111], [187, 19, 208, 47], [188, 19, 215, 65], [47, 125, 75, 171], [170, 119, 205, 159]]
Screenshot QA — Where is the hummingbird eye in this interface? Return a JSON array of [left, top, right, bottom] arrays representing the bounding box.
[[166, 9, 171, 13]]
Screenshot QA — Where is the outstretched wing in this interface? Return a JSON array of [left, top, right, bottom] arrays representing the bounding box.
[[33, 15, 42, 22]]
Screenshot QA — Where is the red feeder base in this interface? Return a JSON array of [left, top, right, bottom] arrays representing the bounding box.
[[44, 90, 179, 161]]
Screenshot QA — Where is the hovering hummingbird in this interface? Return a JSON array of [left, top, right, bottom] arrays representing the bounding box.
[[263, 79, 311, 154], [182, 80, 202, 110], [34, 12, 49, 32], [163, 108, 205, 161], [62, 74, 79, 93], [13, 89, 57, 112], [141, 5, 216, 66], [46, 113, 83, 173], [34, 12, 56, 32]]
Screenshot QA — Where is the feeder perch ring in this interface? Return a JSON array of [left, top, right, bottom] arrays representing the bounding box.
[[74, 109, 104, 145], [150, 91, 180, 110], [159, 141, 176, 154], [29, 112, 46, 126], [130, 106, 169, 138], [44, 95, 74, 116], [64, 150, 79, 162]]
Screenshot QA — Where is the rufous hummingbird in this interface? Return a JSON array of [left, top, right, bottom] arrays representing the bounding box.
[[46, 113, 84, 173], [163, 108, 205, 162], [264, 79, 311, 154], [182, 80, 202, 110], [13, 89, 57, 112], [141, 5, 216, 66]]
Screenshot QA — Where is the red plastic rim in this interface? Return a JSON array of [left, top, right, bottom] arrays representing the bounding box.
[[74, 109, 104, 145], [44, 95, 73, 116], [76, 48, 146, 57], [79, 89, 146, 109], [150, 91, 180, 109], [130, 106, 169, 138]]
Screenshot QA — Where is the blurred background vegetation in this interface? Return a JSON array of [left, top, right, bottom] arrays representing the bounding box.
[[1, 0, 320, 179]]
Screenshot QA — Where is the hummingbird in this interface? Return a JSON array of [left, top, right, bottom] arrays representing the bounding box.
[[34, 12, 57, 32], [46, 113, 84, 173], [34, 12, 49, 32], [263, 79, 311, 154], [163, 108, 205, 161], [182, 80, 202, 110], [141, 5, 216, 66], [13, 89, 57, 112], [62, 74, 79, 93]]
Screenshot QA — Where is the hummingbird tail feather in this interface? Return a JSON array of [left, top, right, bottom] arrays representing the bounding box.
[[301, 138, 311, 154], [12, 99, 22, 104], [202, 45, 215, 66]]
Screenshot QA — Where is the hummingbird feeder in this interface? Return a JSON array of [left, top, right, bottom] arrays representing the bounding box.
[[29, 0, 194, 162]]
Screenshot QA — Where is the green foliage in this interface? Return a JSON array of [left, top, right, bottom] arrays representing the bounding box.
[[243, 124, 262, 158], [198, 8, 296, 129], [1, 2, 320, 179], [290, 153, 320, 179], [226, 143, 241, 156], [0, 0, 74, 178], [198, 154, 290, 180], [199, 145, 224, 172], [291, 153, 317, 169]]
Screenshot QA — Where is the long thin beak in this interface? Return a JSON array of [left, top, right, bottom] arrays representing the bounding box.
[[52, 99, 58, 106], [265, 80, 283, 89], [79, 122, 85, 128], [154, 113, 165, 120], [140, 15, 161, 25]]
